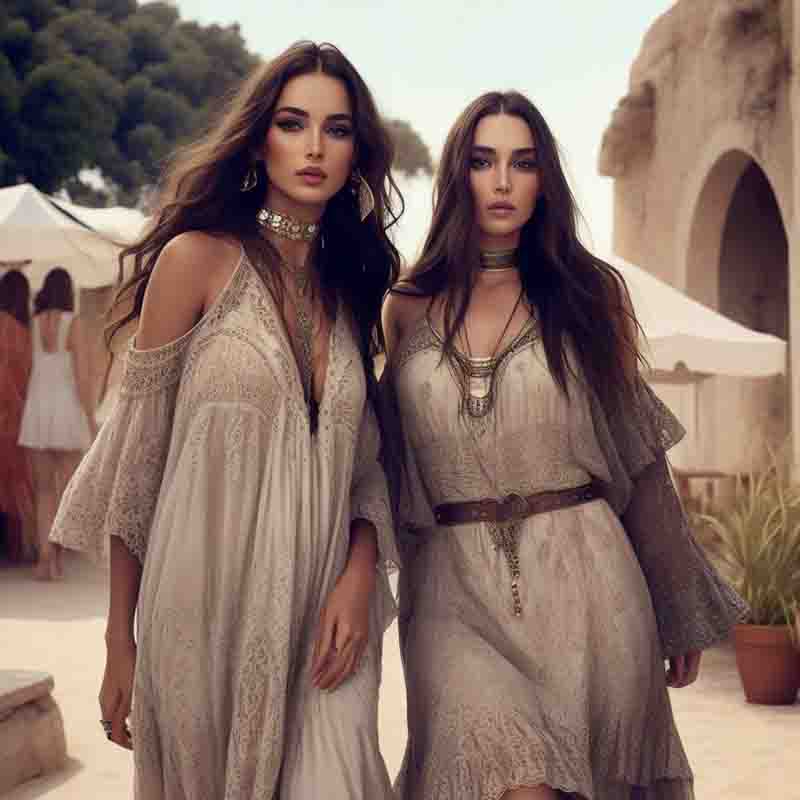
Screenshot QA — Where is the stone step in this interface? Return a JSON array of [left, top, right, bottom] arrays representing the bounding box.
[[0, 670, 67, 794]]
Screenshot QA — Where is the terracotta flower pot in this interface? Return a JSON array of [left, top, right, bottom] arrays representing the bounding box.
[[733, 624, 800, 705]]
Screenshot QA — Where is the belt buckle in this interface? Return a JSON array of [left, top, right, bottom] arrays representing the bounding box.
[[502, 492, 528, 522]]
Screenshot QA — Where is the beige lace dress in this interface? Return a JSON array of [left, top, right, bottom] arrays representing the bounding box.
[[382, 317, 747, 800], [50, 247, 398, 799]]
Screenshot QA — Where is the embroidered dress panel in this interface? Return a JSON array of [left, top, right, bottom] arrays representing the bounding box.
[[50, 248, 398, 800]]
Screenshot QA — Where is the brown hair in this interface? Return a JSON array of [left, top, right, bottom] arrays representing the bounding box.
[[0, 269, 31, 326], [405, 91, 643, 408], [35, 267, 74, 315], [111, 40, 402, 381]]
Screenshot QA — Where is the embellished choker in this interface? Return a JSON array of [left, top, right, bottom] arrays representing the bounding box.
[[479, 248, 518, 270], [257, 208, 319, 242]]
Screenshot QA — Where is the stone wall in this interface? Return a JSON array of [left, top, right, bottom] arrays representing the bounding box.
[[601, 0, 793, 284], [600, 0, 796, 474]]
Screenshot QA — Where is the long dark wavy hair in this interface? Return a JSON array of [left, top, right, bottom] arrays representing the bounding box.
[[35, 268, 74, 315], [406, 91, 643, 409], [111, 41, 403, 388], [0, 269, 31, 326]]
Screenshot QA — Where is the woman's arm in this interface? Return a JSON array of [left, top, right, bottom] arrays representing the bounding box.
[[85, 235, 224, 749], [100, 536, 142, 749]]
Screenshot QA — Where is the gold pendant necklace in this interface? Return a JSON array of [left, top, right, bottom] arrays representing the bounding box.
[[257, 208, 319, 242], [454, 289, 525, 421]]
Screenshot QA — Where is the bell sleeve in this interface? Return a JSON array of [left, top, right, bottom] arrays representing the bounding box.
[[350, 398, 401, 631], [50, 337, 187, 565], [587, 376, 749, 658]]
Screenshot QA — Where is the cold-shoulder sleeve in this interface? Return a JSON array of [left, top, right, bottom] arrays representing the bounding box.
[[586, 377, 748, 657], [50, 337, 186, 565]]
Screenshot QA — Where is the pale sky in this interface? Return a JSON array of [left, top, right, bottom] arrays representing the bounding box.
[[176, 0, 676, 257]]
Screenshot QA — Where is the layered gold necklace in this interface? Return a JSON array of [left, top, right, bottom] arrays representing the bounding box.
[[446, 249, 535, 431], [257, 207, 320, 432]]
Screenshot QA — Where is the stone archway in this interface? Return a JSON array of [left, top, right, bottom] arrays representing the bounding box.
[[683, 151, 790, 469], [718, 162, 788, 340], [682, 147, 789, 333]]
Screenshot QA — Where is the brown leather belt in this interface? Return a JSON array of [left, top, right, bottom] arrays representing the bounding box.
[[434, 481, 601, 527]]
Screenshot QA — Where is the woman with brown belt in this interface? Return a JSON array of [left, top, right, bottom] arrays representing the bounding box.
[[381, 91, 746, 800]]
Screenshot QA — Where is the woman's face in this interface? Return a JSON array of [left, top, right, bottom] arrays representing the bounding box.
[[260, 71, 356, 220], [468, 112, 540, 249]]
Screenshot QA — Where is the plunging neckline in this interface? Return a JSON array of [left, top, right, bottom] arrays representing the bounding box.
[[251, 257, 338, 421]]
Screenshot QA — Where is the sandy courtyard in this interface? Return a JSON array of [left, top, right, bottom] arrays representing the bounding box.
[[1, 552, 797, 799]]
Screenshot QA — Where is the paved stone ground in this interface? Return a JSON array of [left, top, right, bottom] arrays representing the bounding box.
[[1, 553, 797, 799]]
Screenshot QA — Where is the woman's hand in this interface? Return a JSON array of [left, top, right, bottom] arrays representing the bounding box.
[[666, 649, 702, 688], [311, 561, 376, 691], [99, 634, 136, 749]]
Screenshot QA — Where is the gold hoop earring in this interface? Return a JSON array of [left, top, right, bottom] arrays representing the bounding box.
[[240, 165, 258, 192], [351, 171, 375, 222]]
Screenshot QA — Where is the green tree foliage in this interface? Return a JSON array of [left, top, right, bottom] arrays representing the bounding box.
[[1, 1, 432, 204], [386, 119, 434, 177]]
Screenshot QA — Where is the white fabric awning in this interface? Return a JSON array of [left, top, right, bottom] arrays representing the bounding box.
[[0, 183, 140, 289], [610, 254, 786, 377], [50, 196, 148, 245]]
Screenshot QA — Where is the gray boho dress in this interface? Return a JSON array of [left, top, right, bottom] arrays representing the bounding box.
[[383, 316, 747, 800], [50, 246, 398, 799]]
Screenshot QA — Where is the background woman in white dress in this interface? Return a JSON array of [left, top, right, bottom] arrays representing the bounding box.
[[51, 42, 402, 799], [19, 267, 95, 580], [382, 91, 746, 800]]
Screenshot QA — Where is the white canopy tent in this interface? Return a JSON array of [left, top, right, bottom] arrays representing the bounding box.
[[608, 254, 787, 475], [0, 183, 145, 290], [609, 254, 786, 377], [51, 196, 148, 246]]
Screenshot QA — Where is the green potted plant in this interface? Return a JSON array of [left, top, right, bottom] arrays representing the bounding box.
[[696, 459, 800, 705]]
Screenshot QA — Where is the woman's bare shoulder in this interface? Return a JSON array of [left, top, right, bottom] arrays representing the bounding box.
[[136, 232, 242, 350], [382, 279, 431, 358]]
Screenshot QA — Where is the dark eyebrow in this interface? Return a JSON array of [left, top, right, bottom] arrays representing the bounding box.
[[274, 106, 308, 117], [471, 145, 537, 157], [274, 107, 353, 123]]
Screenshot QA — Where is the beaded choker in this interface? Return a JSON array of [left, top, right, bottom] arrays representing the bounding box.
[[257, 208, 319, 242]]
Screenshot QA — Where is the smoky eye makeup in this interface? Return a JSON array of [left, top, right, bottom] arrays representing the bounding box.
[[469, 151, 492, 169], [514, 155, 538, 170], [274, 114, 304, 131], [326, 121, 354, 138]]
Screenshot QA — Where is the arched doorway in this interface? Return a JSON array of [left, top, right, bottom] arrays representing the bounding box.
[[684, 153, 789, 471], [685, 151, 788, 338], [718, 161, 788, 339]]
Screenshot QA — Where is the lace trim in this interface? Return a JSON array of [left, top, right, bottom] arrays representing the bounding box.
[[395, 318, 438, 371], [121, 252, 251, 398]]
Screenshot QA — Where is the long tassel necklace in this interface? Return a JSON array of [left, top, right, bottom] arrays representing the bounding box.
[[257, 207, 320, 432]]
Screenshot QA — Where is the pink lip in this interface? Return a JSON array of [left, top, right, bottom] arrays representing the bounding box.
[[488, 202, 515, 211], [297, 168, 327, 178]]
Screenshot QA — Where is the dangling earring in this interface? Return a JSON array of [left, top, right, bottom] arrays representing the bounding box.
[[240, 164, 258, 192], [351, 170, 375, 222]]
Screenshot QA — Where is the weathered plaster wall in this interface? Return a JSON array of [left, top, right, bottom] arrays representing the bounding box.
[[601, 0, 793, 287], [600, 0, 796, 474]]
